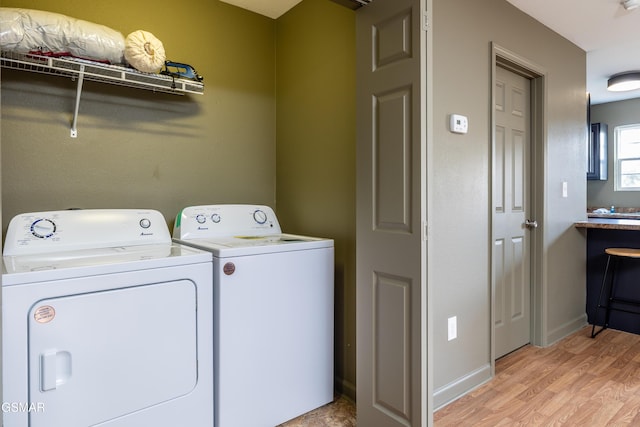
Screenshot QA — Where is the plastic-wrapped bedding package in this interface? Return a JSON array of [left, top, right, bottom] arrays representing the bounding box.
[[0, 7, 125, 64]]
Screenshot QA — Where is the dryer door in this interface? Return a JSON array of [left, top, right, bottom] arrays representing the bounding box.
[[28, 280, 197, 427]]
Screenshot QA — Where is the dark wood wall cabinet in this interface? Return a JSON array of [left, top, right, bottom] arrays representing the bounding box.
[[588, 122, 608, 181]]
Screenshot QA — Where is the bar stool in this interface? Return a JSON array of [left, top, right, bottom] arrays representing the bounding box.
[[591, 247, 640, 338]]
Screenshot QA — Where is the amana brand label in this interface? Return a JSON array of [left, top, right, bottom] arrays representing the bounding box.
[[223, 262, 235, 275], [34, 305, 56, 323]]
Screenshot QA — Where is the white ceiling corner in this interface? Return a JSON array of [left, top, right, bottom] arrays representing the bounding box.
[[219, 0, 304, 19]]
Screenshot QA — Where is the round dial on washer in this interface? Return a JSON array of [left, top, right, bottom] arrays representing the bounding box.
[[196, 214, 206, 224], [139, 218, 151, 229], [31, 218, 56, 239], [253, 209, 268, 225], [211, 213, 221, 223]]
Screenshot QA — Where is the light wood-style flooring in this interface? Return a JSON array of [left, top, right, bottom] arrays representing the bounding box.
[[435, 326, 640, 426], [276, 327, 640, 426]]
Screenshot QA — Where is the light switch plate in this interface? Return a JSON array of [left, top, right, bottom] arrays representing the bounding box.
[[450, 114, 468, 134], [448, 316, 457, 341]]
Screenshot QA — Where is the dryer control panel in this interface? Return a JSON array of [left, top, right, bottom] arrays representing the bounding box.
[[4, 209, 171, 256], [174, 204, 282, 240]]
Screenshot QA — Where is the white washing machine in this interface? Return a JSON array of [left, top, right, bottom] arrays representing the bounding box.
[[173, 204, 334, 427], [2, 209, 214, 427]]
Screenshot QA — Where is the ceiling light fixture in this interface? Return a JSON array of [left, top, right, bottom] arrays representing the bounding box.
[[608, 72, 640, 92], [622, 0, 639, 10]]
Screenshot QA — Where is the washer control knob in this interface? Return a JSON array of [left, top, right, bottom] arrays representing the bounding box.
[[211, 213, 221, 223], [253, 209, 268, 225], [196, 214, 206, 224], [139, 218, 151, 229], [31, 218, 56, 239]]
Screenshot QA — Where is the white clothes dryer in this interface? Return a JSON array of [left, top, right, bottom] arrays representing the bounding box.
[[173, 204, 334, 427], [2, 209, 214, 427]]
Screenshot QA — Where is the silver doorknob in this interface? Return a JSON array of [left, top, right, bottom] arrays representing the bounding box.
[[525, 219, 538, 229]]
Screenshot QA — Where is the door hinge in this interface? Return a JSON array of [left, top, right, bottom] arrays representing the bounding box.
[[422, 10, 429, 31], [422, 221, 429, 241]]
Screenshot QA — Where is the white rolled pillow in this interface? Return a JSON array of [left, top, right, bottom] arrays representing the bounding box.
[[124, 30, 165, 73]]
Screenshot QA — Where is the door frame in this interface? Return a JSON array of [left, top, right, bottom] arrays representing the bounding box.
[[490, 43, 547, 370]]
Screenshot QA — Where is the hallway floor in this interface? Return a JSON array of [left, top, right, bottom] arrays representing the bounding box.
[[278, 327, 640, 426], [435, 326, 640, 426]]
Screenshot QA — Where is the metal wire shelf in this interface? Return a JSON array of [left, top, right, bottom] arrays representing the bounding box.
[[1, 51, 204, 94], [1, 51, 204, 137]]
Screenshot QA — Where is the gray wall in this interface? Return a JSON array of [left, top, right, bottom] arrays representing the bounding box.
[[432, 0, 588, 408], [589, 98, 640, 208]]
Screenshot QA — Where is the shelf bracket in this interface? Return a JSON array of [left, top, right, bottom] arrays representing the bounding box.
[[70, 65, 85, 138]]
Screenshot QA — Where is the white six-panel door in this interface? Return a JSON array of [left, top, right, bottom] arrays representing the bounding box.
[[493, 65, 532, 359]]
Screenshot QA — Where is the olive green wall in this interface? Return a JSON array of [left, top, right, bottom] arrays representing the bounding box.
[[276, 0, 356, 398], [432, 0, 587, 408], [1, 0, 276, 227], [588, 98, 640, 208]]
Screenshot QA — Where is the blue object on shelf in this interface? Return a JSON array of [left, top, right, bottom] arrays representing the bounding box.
[[161, 61, 203, 82]]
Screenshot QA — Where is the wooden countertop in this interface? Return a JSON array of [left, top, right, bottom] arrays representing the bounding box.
[[575, 217, 640, 230]]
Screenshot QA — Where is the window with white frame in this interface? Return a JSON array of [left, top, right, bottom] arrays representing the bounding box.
[[615, 124, 640, 191]]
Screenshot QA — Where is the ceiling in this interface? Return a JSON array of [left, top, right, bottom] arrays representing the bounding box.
[[222, 0, 640, 105], [504, 0, 640, 105], [219, 0, 303, 19]]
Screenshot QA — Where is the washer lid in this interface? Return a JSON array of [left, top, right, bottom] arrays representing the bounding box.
[[174, 233, 333, 257]]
